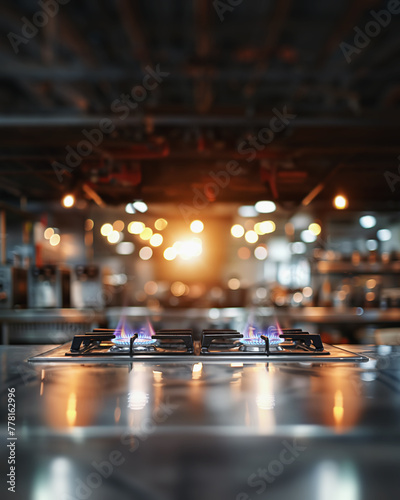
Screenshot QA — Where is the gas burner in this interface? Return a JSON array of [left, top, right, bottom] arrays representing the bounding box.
[[112, 338, 157, 347], [110, 337, 157, 352]]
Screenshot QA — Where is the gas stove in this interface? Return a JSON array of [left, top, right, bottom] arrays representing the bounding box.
[[29, 327, 368, 362]]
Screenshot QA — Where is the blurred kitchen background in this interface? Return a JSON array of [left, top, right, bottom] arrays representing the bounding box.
[[1, 0, 400, 345]]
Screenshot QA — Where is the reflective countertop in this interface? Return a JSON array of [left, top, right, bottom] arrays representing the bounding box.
[[1, 344, 400, 500]]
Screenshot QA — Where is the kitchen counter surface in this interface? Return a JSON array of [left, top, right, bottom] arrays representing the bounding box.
[[1, 344, 400, 500]]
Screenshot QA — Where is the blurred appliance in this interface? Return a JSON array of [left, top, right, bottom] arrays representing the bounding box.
[[0, 265, 27, 308], [28, 265, 70, 308], [71, 265, 104, 309]]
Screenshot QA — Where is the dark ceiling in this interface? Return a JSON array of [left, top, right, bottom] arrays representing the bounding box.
[[0, 0, 399, 212]]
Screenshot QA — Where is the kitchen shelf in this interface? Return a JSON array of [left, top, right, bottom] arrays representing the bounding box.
[[0, 309, 106, 344], [265, 307, 400, 324], [106, 306, 400, 325], [313, 261, 400, 275]]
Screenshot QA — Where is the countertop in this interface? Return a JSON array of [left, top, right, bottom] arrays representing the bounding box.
[[1, 344, 400, 500]]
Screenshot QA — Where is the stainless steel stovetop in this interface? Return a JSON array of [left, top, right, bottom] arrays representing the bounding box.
[[29, 328, 368, 363]]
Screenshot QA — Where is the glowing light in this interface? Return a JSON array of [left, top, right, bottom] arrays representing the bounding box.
[[49, 234, 60, 246], [303, 286, 313, 298], [154, 218, 168, 231], [255, 220, 276, 235], [238, 205, 258, 217], [366, 279, 376, 289], [44, 227, 54, 240], [377, 229, 391, 241], [238, 247, 251, 260], [128, 221, 145, 234], [125, 203, 135, 214], [163, 247, 177, 261], [359, 215, 376, 229], [209, 308, 220, 319], [231, 224, 245, 238], [66, 392, 77, 426], [256, 287, 267, 299], [139, 246, 153, 260], [62, 194, 75, 208], [101, 223, 113, 236], [290, 241, 306, 254], [116, 241, 134, 255], [85, 219, 94, 231], [366, 239, 378, 251], [293, 292, 303, 303], [144, 281, 158, 295], [245, 230, 258, 244], [366, 291, 375, 301], [255, 200, 276, 213], [308, 223, 321, 235], [128, 391, 149, 410], [153, 370, 163, 383], [171, 281, 187, 297], [179, 238, 202, 259], [140, 227, 153, 240], [192, 362, 203, 380], [113, 220, 125, 232], [254, 245, 268, 260], [133, 201, 148, 213], [301, 230, 317, 243], [333, 390, 344, 426], [107, 230, 121, 244], [228, 278, 240, 290], [149, 233, 163, 247], [333, 195, 348, 210], [190, 220, 204, 233]]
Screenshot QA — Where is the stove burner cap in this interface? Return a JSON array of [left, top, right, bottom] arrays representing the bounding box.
[[113, 338, 157, 347], [241, 338, 266, 347]]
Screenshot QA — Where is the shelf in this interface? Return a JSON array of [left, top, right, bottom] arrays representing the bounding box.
[[313, 261, 400, 275]]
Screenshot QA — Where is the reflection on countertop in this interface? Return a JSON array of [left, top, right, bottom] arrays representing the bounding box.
[[1, 344, 400, 500]]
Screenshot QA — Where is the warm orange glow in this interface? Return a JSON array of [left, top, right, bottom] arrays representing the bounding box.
[[179, 239, 202, 259], [231, 224, 244, 238], [285, 222, 294, 236], [228, 278, 240, 290], [140, 227, 153, 240], [44, 227, 54, 240], [149, 233, 163, 247], [62, 194, 75, 208], [308, 223, 321, 235], [333, 390, 344, 426], [128, 221, 145, 234], [153, 370, 163, 383], [190, 220, 204, 233], [85, 219, 94, 231], [113, 220, 125, 232], [334, 195, 348, 210], [66, 392, 77, 426], [171, 281, 187, 296], [366, 291, 375, 301], [238, 247, 251, 260], [144, 281, 158, 295], [154, 218, 168, 231]]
